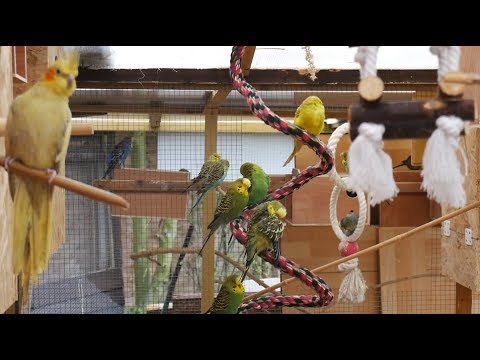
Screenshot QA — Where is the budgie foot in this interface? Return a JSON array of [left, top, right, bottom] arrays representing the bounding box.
[[4, 156, 16, 172], [46, 169, 58, 184]]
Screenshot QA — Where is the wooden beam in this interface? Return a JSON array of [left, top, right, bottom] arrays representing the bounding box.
[[456, 283, 472, 313], [349, 99, 474, 140], [93, 177, 288, 193], [0, 118, 94, 137], [76, 68, 438, 89], [241, 46, 256, 77]]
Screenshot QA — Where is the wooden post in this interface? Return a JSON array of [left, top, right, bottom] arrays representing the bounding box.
[[201, 106, 218, 312]]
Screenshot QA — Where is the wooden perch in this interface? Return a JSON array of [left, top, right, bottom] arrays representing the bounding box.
[[0, 117, 94, 137], [243, 198, 480, 302], [442, 72, 480, 84], [0, 156, 129, 209], [349, 99, 475, 141]]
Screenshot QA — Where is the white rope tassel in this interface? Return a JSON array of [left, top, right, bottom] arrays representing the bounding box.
[[338, 258, 368, 303], [421, 116, 467, 208], [430, 46, 461, 81], [349, 123, 399, 206]]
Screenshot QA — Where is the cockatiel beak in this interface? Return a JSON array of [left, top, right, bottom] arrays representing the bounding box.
[[66, 74, 75, 89]]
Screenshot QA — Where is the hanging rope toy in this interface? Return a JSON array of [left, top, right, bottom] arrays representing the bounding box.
[[230, 46, 335, 313], [302, 46, 317, 81], [421, 46, 468, 209], [327, 122, 368, 303], [348, 46, 399, 206]]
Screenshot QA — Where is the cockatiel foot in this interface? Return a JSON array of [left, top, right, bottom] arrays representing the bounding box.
[[46, 169, 58, 184], [4, 156, 16, 172]]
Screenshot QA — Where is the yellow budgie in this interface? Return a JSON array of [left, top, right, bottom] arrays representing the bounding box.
[[5, 48, 80, 304], [283, 96, 325, 167]]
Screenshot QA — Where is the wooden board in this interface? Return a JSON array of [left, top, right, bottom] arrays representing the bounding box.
[[288, 175, 370, 225], [0, 46, 17, 313], [379, 227, 455, 314], [441, 46, 480, 292], [110, 168, 190, 219], [281, 224, 379, 313]]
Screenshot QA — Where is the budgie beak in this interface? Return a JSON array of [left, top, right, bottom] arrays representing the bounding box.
[[276, 207, 287, 219]]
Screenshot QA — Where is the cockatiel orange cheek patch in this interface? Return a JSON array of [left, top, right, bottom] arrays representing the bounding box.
[[44, 68, 55, 81]]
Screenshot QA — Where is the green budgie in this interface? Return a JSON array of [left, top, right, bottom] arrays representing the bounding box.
[[205, 275, 245, 314], [184, 153, 222, 193], [199, 177, 251, 255], [241, 201, 287, 282], [240, 162, 271, 206], [190, 158, 230, 213]]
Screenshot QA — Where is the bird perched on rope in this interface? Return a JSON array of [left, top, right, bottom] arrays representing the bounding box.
[[340, 151, 349, 174], [102, 136, 133, 179], [393, 155, 422, 171], [187, 154, 229, 213], [241, 201, 287, 282], [339, 210, 359, 237], [205, 275, 245, 314], [283, 96, 325, 167], [5, 48, 80, 303], [240, 162, 270, 206], [199, 177, 251, 255]]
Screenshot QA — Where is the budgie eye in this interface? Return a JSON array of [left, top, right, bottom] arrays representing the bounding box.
[[56, 68, 61, 75]]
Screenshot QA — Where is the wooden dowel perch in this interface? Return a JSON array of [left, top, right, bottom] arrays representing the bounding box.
[[348, 99, 475, 141], [442, 72, 480, 84], [0, 117, 94, 137], [243, 199, 480, 303], [0, 156, 129, 209]]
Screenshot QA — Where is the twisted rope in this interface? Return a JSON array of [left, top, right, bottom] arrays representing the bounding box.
[[229, 46, 335, 312]]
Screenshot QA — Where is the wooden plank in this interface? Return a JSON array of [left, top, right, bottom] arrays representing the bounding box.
[[241, 46, 256, 77], [442, 47, 480, 293], [76, 68, 438, 88], [0, 46, 17, 313], [411, 139, 427, 166], [110, 169, 189, 219], [0, 119, 93, 137], [379, 226, 454, 314], [456, 282, 472, 314], [379, 193, 430, 227], [293, 91, 414, 108]]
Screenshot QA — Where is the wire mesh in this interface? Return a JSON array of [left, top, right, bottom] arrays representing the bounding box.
[[18, 49, 479, 314]]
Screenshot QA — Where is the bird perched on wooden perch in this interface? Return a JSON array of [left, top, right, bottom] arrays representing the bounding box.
[[283, 96, 325, 167], [4, 48, 80, 304], [205, 275, 245, 314], [102, 136, 133, 179]]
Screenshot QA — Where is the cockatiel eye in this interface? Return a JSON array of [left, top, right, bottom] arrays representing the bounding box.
[[55, 68, 61, 75]]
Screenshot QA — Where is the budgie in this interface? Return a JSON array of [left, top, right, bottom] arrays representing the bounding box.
[[240, 201, 287, 282], [102, 136, 133, 179], [5, 48, 80, 303], [199, 178, 251, 255], [339, 210, 359, 237], [340, 151, 349, 174], [184, 153, 222, 193], [240, 162, 270, 206], [189, 158, 230, 213], [205, 275, 245, 314], [283, 96, 325, 167]]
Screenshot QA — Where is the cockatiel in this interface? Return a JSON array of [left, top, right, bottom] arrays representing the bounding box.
[[189, 158, 229, 213], [5, 48, 80, 303], [240, 200, 287, 282], [240, 162, 270, 206], [198, 177, 251, 255], [283, 96, 325, 167], [339, 210, 359, 237], [205, 275, 245, 314], [102, 136, 133, 179]]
